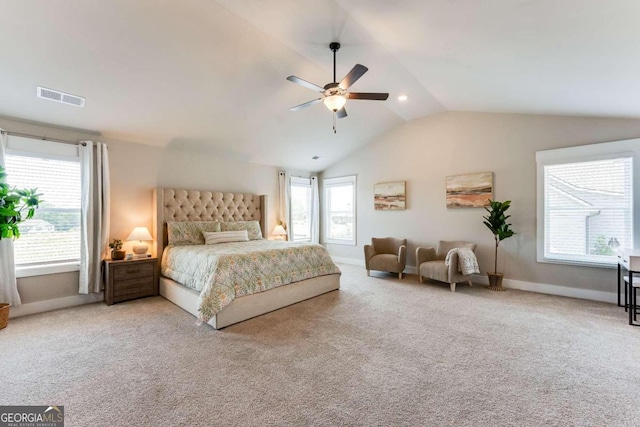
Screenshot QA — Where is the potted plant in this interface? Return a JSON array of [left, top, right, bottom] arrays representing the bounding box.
[[483, 200, 515, 291], [109, 239, 126, 260], [0, 165, 41, 329], [0, 165, 40, 240]]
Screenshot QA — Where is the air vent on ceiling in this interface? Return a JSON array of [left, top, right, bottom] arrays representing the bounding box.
[[37, 86, 85, 107]]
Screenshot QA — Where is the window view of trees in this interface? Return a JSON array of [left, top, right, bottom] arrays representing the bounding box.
[[5, 155, 81, 265]]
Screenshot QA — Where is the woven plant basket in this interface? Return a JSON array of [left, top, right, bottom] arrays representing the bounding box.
[[0, 303, 9, 330]]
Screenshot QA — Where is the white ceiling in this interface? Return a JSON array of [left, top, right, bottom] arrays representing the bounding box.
[[1, 1, 639, 172]]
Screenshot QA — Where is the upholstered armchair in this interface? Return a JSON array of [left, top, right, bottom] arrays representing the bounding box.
[[416, 241, 477, 292], [364, 237, 407, 279]]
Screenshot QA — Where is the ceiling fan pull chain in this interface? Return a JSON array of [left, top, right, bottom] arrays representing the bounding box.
[[333, 113, 337, 134]]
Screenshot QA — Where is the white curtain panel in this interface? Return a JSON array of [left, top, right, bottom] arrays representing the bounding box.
[[278, 171, 291, 240], [0, 129, 21, 306], [79, 141, 110, 294], [310, 176, 320, 244]]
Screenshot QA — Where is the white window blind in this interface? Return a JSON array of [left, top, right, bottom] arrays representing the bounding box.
[[537, 138, 636, 267], [4, 150, 81, 266], [323, 175, 356, 245], [290, 177, 312, 242], [543, 157, 633, 265]]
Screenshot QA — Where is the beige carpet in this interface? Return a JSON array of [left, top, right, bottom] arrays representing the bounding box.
[[1, 263, 639, 426]]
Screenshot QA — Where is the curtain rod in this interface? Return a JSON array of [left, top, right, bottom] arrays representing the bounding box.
[[1, 130, 87, 146]]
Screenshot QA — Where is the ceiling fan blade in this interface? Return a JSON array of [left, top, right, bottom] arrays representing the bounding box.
[[290, 98, 322, 112], [339, 64, 368, 89], [286, 76, 324, 92], [336, 107, 347, 119], [348, 92, 389, 101]]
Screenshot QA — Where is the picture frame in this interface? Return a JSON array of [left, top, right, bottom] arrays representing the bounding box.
[[446, 172, 493, 208], [374, 181, 406, 210]]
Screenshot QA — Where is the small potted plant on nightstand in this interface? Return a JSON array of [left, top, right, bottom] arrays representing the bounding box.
[[109, 239, 125, 260]]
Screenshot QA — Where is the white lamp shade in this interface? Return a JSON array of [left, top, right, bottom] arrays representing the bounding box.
[[323, 94, 347, 112], [126, 227, 153, 241], [273, 225, 287, 236]]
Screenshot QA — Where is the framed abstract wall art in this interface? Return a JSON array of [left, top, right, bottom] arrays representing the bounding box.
[[374, 181, 406, 210], [446, 172, 493, 208]]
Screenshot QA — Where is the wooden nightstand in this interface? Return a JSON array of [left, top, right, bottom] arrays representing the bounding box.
[[104, 257, 159, 305]]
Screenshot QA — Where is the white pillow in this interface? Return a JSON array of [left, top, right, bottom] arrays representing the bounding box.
[[203, 230, 249, 245], [220, 221, 264, 240]]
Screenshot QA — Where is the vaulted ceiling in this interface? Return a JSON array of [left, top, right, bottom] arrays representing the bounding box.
[[1, 1, 639, 171]]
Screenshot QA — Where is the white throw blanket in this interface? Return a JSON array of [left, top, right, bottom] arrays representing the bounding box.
[[444, 248, 480, 275]]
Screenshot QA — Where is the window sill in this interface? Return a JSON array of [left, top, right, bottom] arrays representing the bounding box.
[[537, 257, 616, 269], [324, 239, 356, 246], [16, 262, 80, 278]]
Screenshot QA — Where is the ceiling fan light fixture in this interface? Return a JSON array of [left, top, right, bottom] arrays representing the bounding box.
[[323, 94, 347, 112]]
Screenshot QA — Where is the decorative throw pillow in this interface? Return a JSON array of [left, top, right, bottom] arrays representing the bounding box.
[[203, 230, 249, 245], [167, 221, 221, 246], [220, 221, 264, 240]]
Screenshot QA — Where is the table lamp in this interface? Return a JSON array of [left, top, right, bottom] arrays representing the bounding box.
[[272, 224, 287, 241], [127, 227, 153, 255]]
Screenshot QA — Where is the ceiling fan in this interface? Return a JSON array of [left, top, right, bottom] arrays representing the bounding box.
[[287, 42, 389, 132]]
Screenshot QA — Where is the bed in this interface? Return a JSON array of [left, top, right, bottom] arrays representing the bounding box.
[[153, 187, 341, 329]]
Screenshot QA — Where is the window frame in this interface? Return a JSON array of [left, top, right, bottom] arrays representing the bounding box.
[[5, 135, 81, 277], [536, 139, 639, 268], [323, 175, 357, 246], [289, 176, 312, 243]]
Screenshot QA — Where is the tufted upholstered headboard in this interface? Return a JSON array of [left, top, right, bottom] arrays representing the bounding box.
[[152, 187, 267, 258]]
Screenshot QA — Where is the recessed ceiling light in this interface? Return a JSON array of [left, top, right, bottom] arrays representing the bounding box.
[[397, 94, 408, 102]]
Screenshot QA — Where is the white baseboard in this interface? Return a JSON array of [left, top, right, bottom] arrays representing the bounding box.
[[9, 292, 104, 318], [470, 274, 617, 304], [331, 256, 365, 267], [331, 256, 616, 304], [332, 256, 418, 274]]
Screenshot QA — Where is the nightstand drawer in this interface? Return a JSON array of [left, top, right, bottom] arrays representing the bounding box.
[[113, 277, 154, 297], [104, 257, 158, 305], [113, 262, 154, 281]]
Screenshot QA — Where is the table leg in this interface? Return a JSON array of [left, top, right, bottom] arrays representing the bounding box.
[[618, 263, 621, 307], [629, 274, 634, 325], [625, 271, 628, 312]]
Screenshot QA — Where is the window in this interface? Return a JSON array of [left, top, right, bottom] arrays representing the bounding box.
[[323, 175, 356, 245], [290, 177, 312, 242], [4, 136, 81, 273], [537, 140, 636, 267]]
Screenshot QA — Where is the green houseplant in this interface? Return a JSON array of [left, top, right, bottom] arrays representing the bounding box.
[[0, 165, 41, 240], [109, 239, 126, 260], [0, 164, 41, 329], [483, 200, 515, 291]]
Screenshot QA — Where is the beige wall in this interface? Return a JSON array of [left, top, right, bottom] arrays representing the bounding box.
[[0, 116, 280, 304], [321, 111, 640, 293]]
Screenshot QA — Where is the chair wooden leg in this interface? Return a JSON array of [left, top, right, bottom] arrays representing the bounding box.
[[399, 272, 403, 279], [419, 276, 423, 283], [450, 283, 456, 292], [468, 280, 473, 287]]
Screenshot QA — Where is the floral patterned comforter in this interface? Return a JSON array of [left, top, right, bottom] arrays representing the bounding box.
[[161, 240, 341, 322]]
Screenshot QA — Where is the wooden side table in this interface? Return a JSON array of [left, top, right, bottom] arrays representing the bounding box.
[[104, 257, 159, 305]]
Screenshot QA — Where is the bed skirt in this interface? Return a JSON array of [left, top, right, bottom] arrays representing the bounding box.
[[160, 274, 340, 329]]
